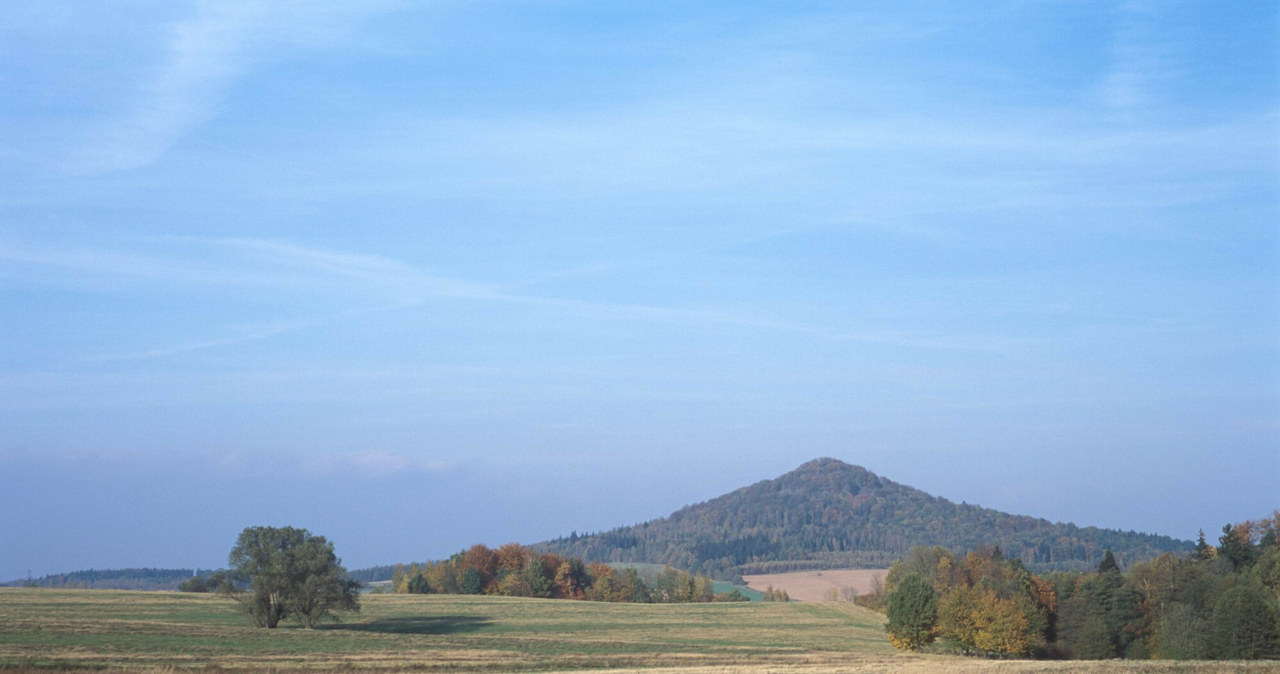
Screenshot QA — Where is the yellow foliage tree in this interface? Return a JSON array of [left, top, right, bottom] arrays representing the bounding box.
[[973, 595, 1033, 656], [938, 585, 984, 653], [938, 585, 1036, 656]]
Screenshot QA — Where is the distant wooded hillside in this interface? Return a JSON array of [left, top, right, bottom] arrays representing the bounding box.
[[5, 565, 398, 589], [2, 567, 214, 591], [538, 458, 1190, 579]]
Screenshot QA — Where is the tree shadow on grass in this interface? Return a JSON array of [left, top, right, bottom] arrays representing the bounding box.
[[323, 615, 493, 635]]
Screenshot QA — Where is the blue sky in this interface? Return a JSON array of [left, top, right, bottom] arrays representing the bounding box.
[[1, 1, 1277, 580]]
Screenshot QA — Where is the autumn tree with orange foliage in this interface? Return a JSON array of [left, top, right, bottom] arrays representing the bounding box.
[[496, 543, 527, 575], [460, 544, 498, 587], [394, 544, 723, 604]]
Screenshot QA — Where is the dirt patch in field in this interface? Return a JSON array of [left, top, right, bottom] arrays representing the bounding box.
[[741, 569, 889, 603]]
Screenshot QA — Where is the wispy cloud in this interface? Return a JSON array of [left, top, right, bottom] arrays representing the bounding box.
[[61, 1, 396, 175], [85, 318, 321, 362], [0, 238, 266, 286], [2, 234, 1037, 362], [206, 238, 508, 302], [322, 74, 1272, 227], [196, 238, 1056, 356], [1100, 0, 1186, 113], [63, 3, 261, 174]]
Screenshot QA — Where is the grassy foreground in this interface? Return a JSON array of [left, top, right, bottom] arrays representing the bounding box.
[[0, 588, 1273, 673]]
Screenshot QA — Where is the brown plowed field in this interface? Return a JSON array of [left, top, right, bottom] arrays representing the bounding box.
[[742, 568, 889, 602]]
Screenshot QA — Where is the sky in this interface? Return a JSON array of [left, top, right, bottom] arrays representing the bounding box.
[[1, 1, 1277, 581]]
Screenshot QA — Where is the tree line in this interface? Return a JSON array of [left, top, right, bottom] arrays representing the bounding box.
[[885, 513, 1280, 660], [11, 568, 216, 591], [388, 543, 747, 603]]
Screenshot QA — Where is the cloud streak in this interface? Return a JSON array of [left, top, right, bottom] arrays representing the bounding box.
[[64, 3, 262, 174], [2, 233, 1052, 364], [62, 1, 396, 175], [86, 318, 322, 362], [1101, 0, 1184, 113]]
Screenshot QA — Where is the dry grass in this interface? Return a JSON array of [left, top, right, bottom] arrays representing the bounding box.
[[0, 587, 888, 672], [742, 569, 888, 603], [0, 588, 1273, 673]]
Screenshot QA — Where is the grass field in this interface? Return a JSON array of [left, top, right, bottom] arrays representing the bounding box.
[[0, 588, 1274, 673]]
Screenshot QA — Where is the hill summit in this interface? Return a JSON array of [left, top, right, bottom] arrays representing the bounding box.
[[539, 458, 1189, 579]]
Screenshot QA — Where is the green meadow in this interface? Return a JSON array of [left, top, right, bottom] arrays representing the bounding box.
[[0, 588, 1272, 673]]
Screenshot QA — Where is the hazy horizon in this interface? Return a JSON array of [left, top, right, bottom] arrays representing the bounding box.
[[0, 453, 1254, 582], [0, 456, 1207, 581], [2, 1, 1277, 581]]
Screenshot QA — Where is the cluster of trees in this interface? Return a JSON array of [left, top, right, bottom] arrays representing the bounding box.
[[761, 585, 791, 602], [542, 459, 1188, 579], [390, 543, 740, 603], [885, 545, 1055, 656], [1051, 518, 1280, 660], [178, 573, 226, 593], [884, 514, 1280, 660], [822, 584, 864, 603]]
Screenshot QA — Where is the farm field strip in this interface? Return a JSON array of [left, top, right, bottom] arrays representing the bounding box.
[[0, 588, 891, 671], [0, 589, 1272, 673], [741, 569, 888, 603]]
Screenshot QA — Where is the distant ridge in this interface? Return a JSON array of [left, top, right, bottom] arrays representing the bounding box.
[[4, 565, 398, 590], [539, 458, 1190, 579], [1, 567, 212, 591]]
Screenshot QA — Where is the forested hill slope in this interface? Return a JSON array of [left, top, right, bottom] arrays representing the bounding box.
[[1, 568, 214, 590], [538, 458, 1190, 579]]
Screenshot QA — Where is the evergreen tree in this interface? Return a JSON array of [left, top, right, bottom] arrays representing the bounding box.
[[1253, 545, 1280, 606], [1061, 599, 1114, 660], [1057, 567, 1142, 658], [1153, 603, 1210, 660], [1098, 549, 1119, 574], [886, 574, 938, 651], [406, 574, 431, 594], [1261, 527, 1278, 551], [523, 558, 554, 598], [459, 567, 483, 594], [1209, 585, 1280, 659], [1193, 530, 1213, 561], [1218, 524, 1254, 571]]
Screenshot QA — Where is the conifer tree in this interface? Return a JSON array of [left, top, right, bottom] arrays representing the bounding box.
[[1098, 549, 1119, 574], [886, 574, 938, 651], [1193, 530, 1213, 561], [1218, 524, 1254, 571], [1209, 585, 1280, 659]]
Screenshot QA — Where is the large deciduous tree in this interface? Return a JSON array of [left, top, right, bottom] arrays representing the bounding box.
[[226, 526, 360, 628]]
